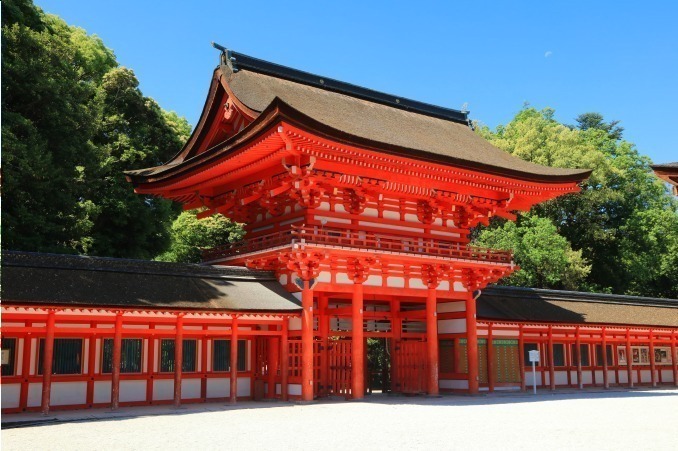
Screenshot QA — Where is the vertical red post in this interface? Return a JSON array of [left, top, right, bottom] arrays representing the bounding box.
[[146, 327, 155, 404], [391, 299, 401, 391], [649, 330, 657, 388], [174, 314, 184, 408], [86, 327, 96, 407], [19, 325, 33, 411], [200, 329, 208, 402], [602, 328, 609, 389], [671, 332, 678, 387], [625, 328, 633, 388], [548, 326, 555, 390], [426, 287, 439, 395], [267, 334, 280, 399], [352, 281, 365, 399], [318, 295, 329, 398], [301, 280, 314, 401], [518, 325, 526, 392], [281, 318, 289, 400], [576, 327, 583, 389], [41, 310, 56, 415], [230, 316, 239, 404], [487, 323, 495, 393], [111, 312, 123, 410], [465, 293, 479, 394]]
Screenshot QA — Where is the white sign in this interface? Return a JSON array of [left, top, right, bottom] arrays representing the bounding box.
[[1, 350, 10, 365], [528, 349, 540, 363]]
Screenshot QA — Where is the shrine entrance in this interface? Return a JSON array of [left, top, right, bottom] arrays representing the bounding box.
[[326, 338, 352, 397], [392, 339, 428, 394], [367, 338, 391, 393]]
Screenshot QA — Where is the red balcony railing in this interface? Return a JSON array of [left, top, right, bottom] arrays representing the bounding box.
[[202, 225, 512, 264]]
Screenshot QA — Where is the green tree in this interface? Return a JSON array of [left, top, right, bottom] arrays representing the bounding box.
[[156, 211, 245, 263]]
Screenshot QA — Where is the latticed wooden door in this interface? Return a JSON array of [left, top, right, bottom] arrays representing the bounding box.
[[393, 339, 427, 394], [492, 339, 520, 383], [328, 339, 352, 397]]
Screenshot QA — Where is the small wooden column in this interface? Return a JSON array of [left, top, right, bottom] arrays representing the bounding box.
[[352, 281, 365, 399], [41, 310, 56, 415], [426, 286, 439, 395], [267, 328, 280, 399], [649, 330, 657, 388], [465, 293, 479, 394], [601, 328, 609, 389], [318, 295, 329, 398], [548, 325, 555, 390], [575, 327, 583, 389], [671, 331, 678, 387], [173, 314, 184, 408], [518, 325, 526, 392], [230, 316, 239, 404], [391, 299, 401, 390], [281, 318, 289, 400], [301, 280, 314, 401], [625, 328, 633, 388], [200, 328, 208, 402], [487, 323, 495, 393], [111, 312, 123, 410], [19, 323, 33, 411], [146, 326, 156, 404]]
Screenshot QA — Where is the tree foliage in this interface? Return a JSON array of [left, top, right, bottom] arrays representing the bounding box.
[[156, 211, 245, 264], [475, 107, 678, 297], [1, 0, 190, 258]]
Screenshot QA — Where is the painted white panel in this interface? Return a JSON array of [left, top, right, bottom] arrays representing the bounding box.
[[383, 210, 400, 220], [279, 274, 288, 285], [437, 281, 450, 291], [119, 380, 146, 402], [153, 379, 174, 401], [206, 377, 229, 398], [336, 273, 351, 284], [404, 213, 418, 223], [362, 208, 378, 218], [1, 384, 21, 408], [94, 381, 112, 404], [55, 323, 90, 328], [570, 371, 578, 385], [439, 379, 468, 390], [618, 371, 628, 384], [438, 302, 465, 313], [661, 370, 674, 383], [276, 383, 282, 395], [453, 282, 467, 292], [554, 371, 568, 385], [317, 271, 331, 283], [582, 372, 593, 384], [288, 384, 302, 396], [16, 339, 24, 376], [237, 377, 251, 397], [494, 386, 521, 391], [317, 202, 330, 211], [431, 230, 459, 238], [544, 373, 550, 387], [27, 383, 42, 407], [607, 370, 617, 385], [594, 370, 604, 383], [124, 324, 150, 329], [364, 275, 382, 287], [640, 370, 651, 384], [359, 221, 423, 233], [182, 379, 201, 399], [386, 277, 405, 288], [315, 215, 351, 224], [155, 325, 176, 330], [51, 381, 87, 406], [438, 319, 466, 334], [496, 330, 520, 337], [334, 204, 346, 214], [409, 278, 426, 289], [289, 317, 302, 331], [433, 218, 443, 226]]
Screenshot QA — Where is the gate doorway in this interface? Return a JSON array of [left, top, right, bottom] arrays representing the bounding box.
[[367, 338, 391, 393], [393, 339, 427, 394], [327, 338, 352, 397]]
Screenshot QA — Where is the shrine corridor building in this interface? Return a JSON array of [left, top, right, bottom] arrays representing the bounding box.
[[2, 49, 677, 414]]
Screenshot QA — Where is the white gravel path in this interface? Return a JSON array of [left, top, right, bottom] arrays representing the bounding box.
[[2, 389, 677, 450]]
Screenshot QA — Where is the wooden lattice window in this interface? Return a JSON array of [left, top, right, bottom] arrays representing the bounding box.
[[212, 339, 247, 372], [571, 344, 590, 367], [38, 338, 83, 375], [439, 339, 455, 373], [160, 339, 197, 373], [2, 338, 17, 376], [595, 344, 614, 366], [492, 339, 520, 383], [101, 339, 143, 373]]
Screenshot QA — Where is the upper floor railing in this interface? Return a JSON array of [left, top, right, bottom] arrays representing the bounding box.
[[202, 225, 512, 264]]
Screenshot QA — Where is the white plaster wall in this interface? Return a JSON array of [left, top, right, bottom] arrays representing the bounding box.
[[438, 319, 466, 334], [51, 381, 87, 406], [276, 383, 282, 395], [383, 210, 400, 220], [27, 383, 42, 407], [336, 273, 351, 284], [153, 379, 174, 401], [618, 371, 628, 384], [363, 208, 379, 218], [582, 372, 593, 385], [660, 370, 674, 383], [437, 302, 465, 313], [569, 371, 578, 385], [288, 384, 302, 396], [409, 279, 426, 289], [437, 281, 450, 291], [1, 384, 21, 408], [182, 379, 201, 399], [386, 277, 405, 288], [94, 381, 111, 403], [364, 275, 382, 287], [554, 371, 568, 385], [289, 317, 302, 331], [594, 370, 604, 383], [118, 380, 146, 402], [640, 370, 651, 384], [439, 379, 468, 390], [238, 377, 251, 397], [453, 282, 467, 292], [206, 377, 229, 398], [317, 271, 331, 283]]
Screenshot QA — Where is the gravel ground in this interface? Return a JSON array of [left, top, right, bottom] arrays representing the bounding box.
[[2, 389, 677, 450]]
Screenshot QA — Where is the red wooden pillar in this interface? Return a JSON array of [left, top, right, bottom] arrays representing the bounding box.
[[111, 312, 123, 410], [575, 327, 583, 389], [301, 280, 314, 401], [352, 281, 365, 399], [41, 310, 56, 415], [465, 293, 479, 394], [146, 326, 155, 404], [649, 330, 657, 388], [19, 324, 33, 411], [426, 286, 439, 396], [230, 316, 239, 404], [391, 299, 401, 391], [625, 328, 633, 388], [318, 295, 329, 398], [548, 325, 555, 390], [518, 324, 526, 392], [487, 323, 495, 393], [174, 314, 184, 408], [671, 331, 678, 387], [200, 328, 208, 402], [602, 328, 609, 389], [267, 325, 280, 399], [281, 318, 289, 401]]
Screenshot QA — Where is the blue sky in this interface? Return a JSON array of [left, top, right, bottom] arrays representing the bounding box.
[[38, 0, 677, 163]]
